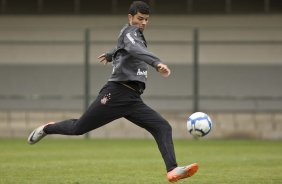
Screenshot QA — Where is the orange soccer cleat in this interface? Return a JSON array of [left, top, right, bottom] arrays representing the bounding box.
[[167, 163, 199, 183]]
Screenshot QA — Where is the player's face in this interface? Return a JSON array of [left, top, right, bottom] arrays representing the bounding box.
[[128, 12, 149, 32]]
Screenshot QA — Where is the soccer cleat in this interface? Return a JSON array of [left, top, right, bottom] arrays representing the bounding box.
[[167, 163, 199, 183], [27, 122, 54, 145]]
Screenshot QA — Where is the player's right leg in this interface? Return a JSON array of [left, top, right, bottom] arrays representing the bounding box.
[[27, 93, 117, 145], [27, 122, 54, 144], [27, 81, 136, 145], [28, 85, 116, 144]]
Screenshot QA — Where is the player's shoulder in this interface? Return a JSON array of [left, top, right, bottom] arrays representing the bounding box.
[[121, 24, 141, 35], [126, 25, 140, 31]]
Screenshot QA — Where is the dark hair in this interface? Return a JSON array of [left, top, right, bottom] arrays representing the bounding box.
[[128, 1, 150, 15]]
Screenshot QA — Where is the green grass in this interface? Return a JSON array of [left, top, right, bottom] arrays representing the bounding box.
[[0, 138, 282, 184]]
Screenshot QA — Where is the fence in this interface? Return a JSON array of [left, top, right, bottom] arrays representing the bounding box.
[[0, 26, 282, 139]]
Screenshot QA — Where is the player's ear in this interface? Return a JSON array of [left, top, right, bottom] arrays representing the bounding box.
[[128, 14, 133, 25]]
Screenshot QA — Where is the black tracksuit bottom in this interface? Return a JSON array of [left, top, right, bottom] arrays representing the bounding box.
[[44, 81, 178, 172]]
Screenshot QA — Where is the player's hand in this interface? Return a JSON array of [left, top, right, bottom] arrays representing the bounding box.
[[98, 53, 108, 65], [157, 63, 171, 77]]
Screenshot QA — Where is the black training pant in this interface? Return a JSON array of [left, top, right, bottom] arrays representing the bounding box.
[[44, 81, 178, 172]]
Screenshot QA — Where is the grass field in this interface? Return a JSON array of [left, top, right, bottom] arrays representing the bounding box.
[[0, 138, 282, 184]]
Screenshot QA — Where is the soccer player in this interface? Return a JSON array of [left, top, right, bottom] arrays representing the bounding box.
[[27, 1, 198, 182]]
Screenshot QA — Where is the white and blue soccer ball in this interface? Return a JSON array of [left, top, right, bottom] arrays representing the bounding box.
[[187, 112, 212, 138]]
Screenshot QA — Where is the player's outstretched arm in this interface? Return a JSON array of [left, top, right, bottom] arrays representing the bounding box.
[[98, 48, 117, 65], [157, 63, 171, 78], [98, 53, 108, 65]]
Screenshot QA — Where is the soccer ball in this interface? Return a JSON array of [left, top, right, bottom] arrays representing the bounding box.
[[187, 112, 212, 138]]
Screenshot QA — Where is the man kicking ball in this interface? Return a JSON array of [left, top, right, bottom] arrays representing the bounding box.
[[28, 1, 198, 182]]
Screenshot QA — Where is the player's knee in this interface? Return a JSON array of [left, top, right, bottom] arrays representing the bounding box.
[[160, 120, 172, 133], [71, 127, 86, 135], [73, 130, 84, 135]]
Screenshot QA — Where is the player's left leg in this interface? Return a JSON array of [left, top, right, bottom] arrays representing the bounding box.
[[166, 163, 199, 182], [124, 102, 177, 172], [125, 101, 198, 182]]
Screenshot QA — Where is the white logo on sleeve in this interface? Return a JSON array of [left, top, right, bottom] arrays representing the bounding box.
[[137, 68, 147, 78], [126, 33, 135, 44]]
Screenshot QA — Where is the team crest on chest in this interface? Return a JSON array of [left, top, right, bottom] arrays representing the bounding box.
[[101, 93, 111, 105]]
